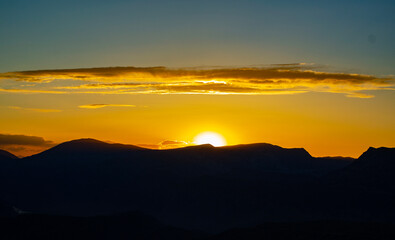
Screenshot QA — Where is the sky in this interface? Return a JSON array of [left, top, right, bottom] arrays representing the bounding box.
[[0, 0, 394, 157]]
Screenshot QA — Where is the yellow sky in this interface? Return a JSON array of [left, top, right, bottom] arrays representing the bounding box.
[[0, 65, 394, 158]]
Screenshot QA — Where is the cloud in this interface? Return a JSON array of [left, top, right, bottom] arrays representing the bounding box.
[[345, 92, 375, 98], [0, 133, 54, 147], [78, 104, 136, 109], [0, 88, 65, 94], [0, 65, 388, 83], [0, 133, 56, 157], [8, 106, 62, 112], [137, 144, 161, 149], [1, 64, 393, 98], [159, 140, 188, 149], [138, 140, 189, 149]]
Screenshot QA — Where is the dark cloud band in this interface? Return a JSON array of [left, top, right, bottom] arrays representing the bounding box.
[[0, 133, 54, 147], [0, 64, 393, 98]]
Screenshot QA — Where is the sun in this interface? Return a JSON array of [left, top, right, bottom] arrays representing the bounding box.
[[193, 132, 226, 147]]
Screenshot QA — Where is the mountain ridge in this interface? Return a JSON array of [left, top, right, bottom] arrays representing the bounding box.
[[22, 138, 391, 160], [1, 138, 394, 232], [23, 138, 355, 159]]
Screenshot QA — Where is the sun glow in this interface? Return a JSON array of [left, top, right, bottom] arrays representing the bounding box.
[[193, 132, 226, 147]]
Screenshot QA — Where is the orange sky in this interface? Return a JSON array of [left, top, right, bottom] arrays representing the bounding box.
[[0, 65, 394, 158]]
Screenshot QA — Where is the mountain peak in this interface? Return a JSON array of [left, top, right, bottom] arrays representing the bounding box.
[[358, 146, 395, 161], [27, 138, 143, 159], [52, 138, 113, 150]]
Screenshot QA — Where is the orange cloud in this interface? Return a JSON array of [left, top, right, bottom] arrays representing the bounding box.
[[159, 140, 189, 149], [137, 140, 189, 149], [0, 64, 393, 98]]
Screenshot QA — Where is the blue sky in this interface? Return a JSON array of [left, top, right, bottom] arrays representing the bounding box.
[[1, 0, 394, 74]]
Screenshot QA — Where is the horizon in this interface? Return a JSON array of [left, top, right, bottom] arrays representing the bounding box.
[[0, 136, 389, 159], [1, 0, 394, 158]]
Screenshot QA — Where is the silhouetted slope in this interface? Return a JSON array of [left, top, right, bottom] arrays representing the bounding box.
[[326, 147, 395, 192], [0, 150, 18, 217], [0, 149, 18, 161], [308, 147, 395, 224]]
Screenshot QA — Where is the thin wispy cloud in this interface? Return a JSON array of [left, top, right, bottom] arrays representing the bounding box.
[[0, 64, 393, 98], [0, 88, 65, 94], [8, 106, 62, 113], [78, 104, 136, 109]]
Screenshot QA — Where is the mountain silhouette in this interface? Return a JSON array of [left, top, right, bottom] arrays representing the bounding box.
[[0, 138, 394, 232], [326, 147, 395, 193], [40, 138, 144, 154], [0, 149, 18, 161], [26, 139, 350, 175]]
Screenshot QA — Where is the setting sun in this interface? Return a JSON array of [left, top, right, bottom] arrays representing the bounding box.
[[193, 132, 226, 147]]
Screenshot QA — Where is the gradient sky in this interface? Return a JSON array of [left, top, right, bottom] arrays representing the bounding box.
[[0, 0, 394, 157]]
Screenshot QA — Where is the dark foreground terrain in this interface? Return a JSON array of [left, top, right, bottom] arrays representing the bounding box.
[[1, 213, 395, 240], [1, 139, 395, 238]]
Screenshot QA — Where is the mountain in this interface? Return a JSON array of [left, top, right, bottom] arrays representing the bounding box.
[[3, 139, 394, 233], [0, 149, 18, 161], [25, 139, 350, 175], [325, 147, 395, 193], [0, 150, 18, 217], [310, 147, 395, 224], [0, 139, 353, 232], [37, 138, 144, 155]]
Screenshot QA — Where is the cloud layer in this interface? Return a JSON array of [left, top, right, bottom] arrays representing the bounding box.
[[0, 133, 54, 146], [1, 64, 393, 98], [78, 104, 136, 109], [138, 140, 189, 150], [0, 133, 56, 157]]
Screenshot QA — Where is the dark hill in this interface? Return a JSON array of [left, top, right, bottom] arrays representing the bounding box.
[[13, 139, 349, 178], [0, 138, 374, 232], [0, 149, 18, 218], [325, 147, 395, 193], [34, 138, 145, 157]]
